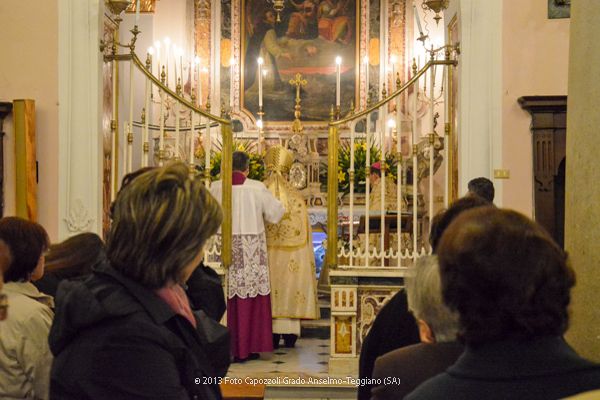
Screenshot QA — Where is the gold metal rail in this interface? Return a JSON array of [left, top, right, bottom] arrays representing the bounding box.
[[325, 56, 458, 271]]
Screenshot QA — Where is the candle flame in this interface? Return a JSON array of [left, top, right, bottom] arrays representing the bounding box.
[[257, 57, 264, 65], [148, 47, 155, 55], [335, 56, 342, 65]]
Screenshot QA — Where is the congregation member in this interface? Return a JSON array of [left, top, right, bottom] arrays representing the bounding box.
[[33, 232, 105, 298], [49, 162, 225, 399], [0, 217, 53, 400], [371, 255, 463, 400], [263, 146, 319, 349], [210, 151, 285, 362], [466, 176, 494, 203], [357, 195, 490, 400], [407, 208, 600, 399], [114, 166, 226, 321]]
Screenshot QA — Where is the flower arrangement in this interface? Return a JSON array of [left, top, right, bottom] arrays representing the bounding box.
[[337, 140, 398, 194], [196, 139, 265, 181]]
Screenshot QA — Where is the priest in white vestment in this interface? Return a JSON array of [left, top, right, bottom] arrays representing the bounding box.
[[210, 151, 285, 361], [263, 146, 320, 348]]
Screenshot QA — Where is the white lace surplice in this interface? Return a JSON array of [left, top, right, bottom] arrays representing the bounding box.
[[210, 178, 285, 299]]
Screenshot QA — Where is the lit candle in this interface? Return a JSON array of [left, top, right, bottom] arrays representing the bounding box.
[[364, 56, 369, 105], [177, 47, 184, 88], [194, 56, 201, 105], [143, 50, 152, 166], [164, 37, 171, 87], [205, 121, 211, 183], [173, 46, 179, 86], [190, 111, 196, 165], [154, 41, 161, 78], [414, 4, 424, 35], [390, 54, 398, 90], [335, 56, 342, 107], [135, 0, 140, 25], [257, 57, 264, 108]]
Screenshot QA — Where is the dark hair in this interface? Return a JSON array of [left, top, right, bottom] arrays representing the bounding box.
[[437, 207, 575, 347], [0, 217, 50, 282], [45, 233, 105, 280], [110, 167, 157, 218], [467, 177, 494, 203], [232, 151, 250, 172], [108, 162, 223, 288], [429, 195, 492, 252]]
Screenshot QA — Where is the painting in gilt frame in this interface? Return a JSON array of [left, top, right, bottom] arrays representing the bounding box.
[[241, 0, 359, 123]]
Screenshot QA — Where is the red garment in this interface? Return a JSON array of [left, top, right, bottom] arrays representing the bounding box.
[[227, 295, 273, 359], [232, 171, 247, 185], [155, 284, 197, 328]]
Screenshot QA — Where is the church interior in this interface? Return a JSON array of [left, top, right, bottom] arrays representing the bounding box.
[[2, 0, 600, 398]]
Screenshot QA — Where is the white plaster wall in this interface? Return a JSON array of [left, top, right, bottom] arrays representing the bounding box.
[[502, 0, 569, 216], [455, 0, 503, 203], [0, 1, 59, 240]]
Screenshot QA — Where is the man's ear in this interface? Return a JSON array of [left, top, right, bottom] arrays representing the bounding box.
[[417, 319, 436, 344]]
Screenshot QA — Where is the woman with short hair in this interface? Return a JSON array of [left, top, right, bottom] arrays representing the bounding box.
[[0, 216, 53, 400], [49, 162, 225, 399]]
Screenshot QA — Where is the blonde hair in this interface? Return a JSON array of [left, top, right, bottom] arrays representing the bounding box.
[[107, 162, 222, 288]]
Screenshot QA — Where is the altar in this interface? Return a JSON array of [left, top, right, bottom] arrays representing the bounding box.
[[100, 0, 458, 383]]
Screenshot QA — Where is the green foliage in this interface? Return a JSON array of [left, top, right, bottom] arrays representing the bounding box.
[[337, 140, 398, 194], [197, 140, 265, 181]]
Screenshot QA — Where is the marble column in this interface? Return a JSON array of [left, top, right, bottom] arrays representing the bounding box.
[[564, 0, 600, 362]]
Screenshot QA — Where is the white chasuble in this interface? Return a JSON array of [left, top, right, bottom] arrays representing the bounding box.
[[264, 174, 320, 320]]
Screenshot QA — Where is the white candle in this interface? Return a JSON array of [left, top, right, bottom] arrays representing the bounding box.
[[154, 41, 161, 76], [414, 4, 424, 35], [178, 48, 184, 88], [205, 120, 211, 184], [190, 111, 196, 165], [173, 52, 178, 87], [164, 37, 171, 87], [364, 56, 369, 106], [335, 56, 342, 107], [390, 54, 398, 90], [135, 0, 140, 25], [257, 57, 264, 108], [143, 53, 151, 166], [194, 56, 201, 105]]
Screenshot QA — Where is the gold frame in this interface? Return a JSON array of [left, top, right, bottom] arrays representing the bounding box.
[[239, 0, 362, 126], [447, 13, 459, 202]]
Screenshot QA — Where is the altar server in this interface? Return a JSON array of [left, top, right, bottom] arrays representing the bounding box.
[[210, 151, 285, 362]]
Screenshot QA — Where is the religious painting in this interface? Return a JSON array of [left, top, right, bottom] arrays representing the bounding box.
[[241, 0, 359, 123], [548, 0, 570, 19]]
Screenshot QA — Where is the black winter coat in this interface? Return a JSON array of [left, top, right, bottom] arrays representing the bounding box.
[[49, 261, 224, 400]]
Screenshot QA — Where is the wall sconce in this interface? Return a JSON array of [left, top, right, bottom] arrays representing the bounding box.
[[422, 0, 449, 25]]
